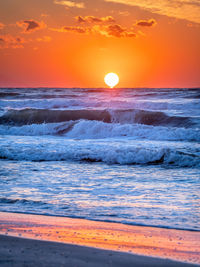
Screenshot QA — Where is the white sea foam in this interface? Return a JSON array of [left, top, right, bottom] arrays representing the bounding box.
[[67, 120, 200, 141], [0, 136, 199, 167], [0, 120, 199, 141], [0, 122, 75, 136]]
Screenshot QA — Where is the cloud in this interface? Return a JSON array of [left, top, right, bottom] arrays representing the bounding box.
[[106, 24, 124, 37], [17, 20, 46, 33], [52, 14, 138, 38], [63, 26, 87, 33], [52, 23, 136, 38], [41, 14, 49, 17], [104, 0, 200, 24], [0, 35, 25, 49], [118, 11, 130, 16], [0, 23, 5, 30], [136, 19, 156, 27], [104, 24, 136, 37], [0, 33, 52, 49], [75, 15, 115, 23], [54, 0, 85, 8], [36, 36, 52, 42], [52, 26, 88, 34]]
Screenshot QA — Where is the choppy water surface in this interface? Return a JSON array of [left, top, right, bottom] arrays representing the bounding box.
[[0, 87, 200, 230]]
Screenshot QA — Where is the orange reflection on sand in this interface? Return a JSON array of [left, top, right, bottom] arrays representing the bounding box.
[[0, 212, 199, 264]]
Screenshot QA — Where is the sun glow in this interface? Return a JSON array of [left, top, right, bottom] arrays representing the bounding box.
[[104, 73, 119, 88]]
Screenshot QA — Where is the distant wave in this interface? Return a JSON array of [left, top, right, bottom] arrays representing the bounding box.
[[0, 93, 81, 99], [0, 98, 86, 110], [1, 138, 199, 166], [0, 92, 20, 98], [0, 108, 195, 128], [1, 97, 200, 112]]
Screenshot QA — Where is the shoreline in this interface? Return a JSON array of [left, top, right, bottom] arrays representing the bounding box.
[[1, 210, 199, 232], [0, 212, 200, 266]]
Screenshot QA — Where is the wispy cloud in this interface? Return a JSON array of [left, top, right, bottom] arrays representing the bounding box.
[[0, 34, 52, 49], [0, 35, 25, 49], [41, 14, 49, 17], [62, 26, 88, 33], [52, 23, 137, 38], [97, 24, 136, 37], [54, 0, 85, 8], [36, 36, 52, 42], [0, 23, 5, 30], [51, 26, 88, 34], [75, 15, 115, 23], [136, 19, 156, 27], [17, 20, 46, 33], [104, 0, 200, 24]]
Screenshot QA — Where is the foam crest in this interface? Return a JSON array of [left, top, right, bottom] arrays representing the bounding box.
[[0, 121, 76, 136], [0, 137, 199, 167], [0, 120, 200, 142], [0, 120, 199, 141], [66, 120, 200, 141]]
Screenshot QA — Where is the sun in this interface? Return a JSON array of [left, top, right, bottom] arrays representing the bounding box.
[[104, 73, 119, 88]]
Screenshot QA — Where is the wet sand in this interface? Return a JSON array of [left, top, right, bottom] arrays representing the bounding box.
[[0, 212, 199, 266]]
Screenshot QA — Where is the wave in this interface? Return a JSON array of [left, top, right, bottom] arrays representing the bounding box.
[[1, 97, 200, 112], [0, 108, 111, 125], [0, 121, 76, 136], [0, 98, 87, 110], [0, 197, 46, 205], [0, 120, 199, 142], [0, 93, 82, 100], [66, 120, 200, 141], [0, 92, 20, 98], [0, 108, 195, 128], [110, 109, 194, 127], [0, 137, 199, 166]]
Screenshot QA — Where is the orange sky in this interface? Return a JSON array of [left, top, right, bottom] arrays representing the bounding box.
[[0, 0, 200, 88]]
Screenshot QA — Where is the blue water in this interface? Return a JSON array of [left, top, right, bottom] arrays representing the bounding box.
[[0, 87, 200, 230]]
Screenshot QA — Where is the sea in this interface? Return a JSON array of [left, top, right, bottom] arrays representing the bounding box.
[[0, 87, 199, 231]]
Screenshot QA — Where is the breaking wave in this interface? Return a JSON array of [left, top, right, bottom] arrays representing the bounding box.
[[0, 137, 199, 167], [0, 108, 195, 128], [0, 120, 199, 142]]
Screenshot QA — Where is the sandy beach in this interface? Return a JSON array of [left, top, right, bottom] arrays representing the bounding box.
[[1, 234, 198, 267], [0, 212, 199, 266]]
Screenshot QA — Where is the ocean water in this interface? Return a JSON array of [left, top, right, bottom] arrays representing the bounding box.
[[0, 87, 200, 231]]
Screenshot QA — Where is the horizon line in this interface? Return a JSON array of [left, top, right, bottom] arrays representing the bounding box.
[[0, 86, 200, 89]]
